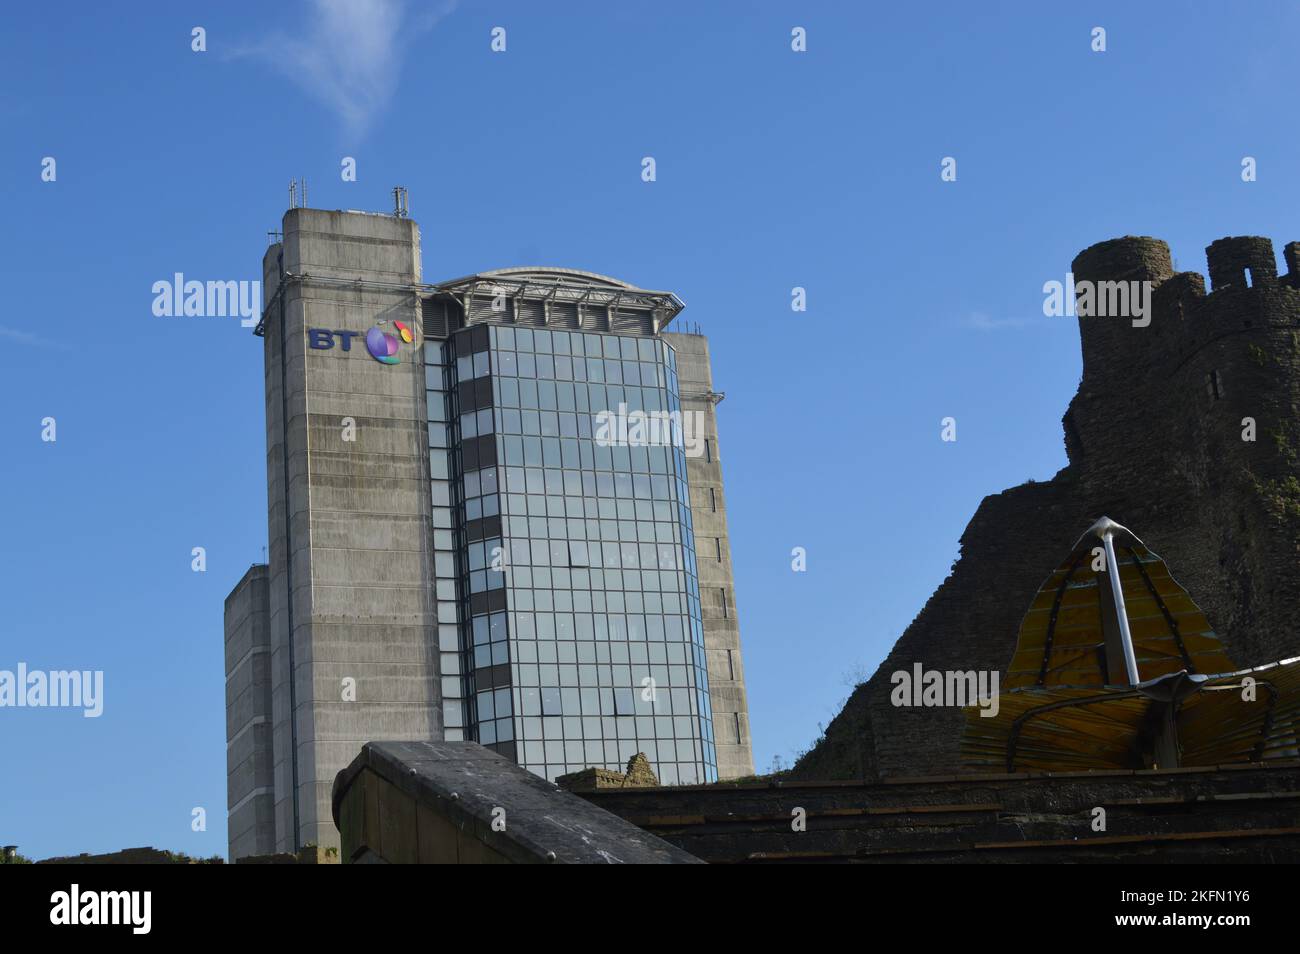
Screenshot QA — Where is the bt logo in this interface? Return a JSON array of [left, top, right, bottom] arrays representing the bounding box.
[[308, 320, 414, 365]]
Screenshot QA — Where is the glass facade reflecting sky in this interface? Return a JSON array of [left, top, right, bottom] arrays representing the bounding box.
[[427, 322, 716, 785]]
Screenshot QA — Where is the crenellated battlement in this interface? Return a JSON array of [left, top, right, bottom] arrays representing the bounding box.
[[1206, 236, 1279, 290], [1071, 235, 1300, 397]]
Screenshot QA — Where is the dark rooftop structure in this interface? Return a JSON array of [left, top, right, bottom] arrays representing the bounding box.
[[330, 742, 1300, 863], [331, 741, 700, 864]]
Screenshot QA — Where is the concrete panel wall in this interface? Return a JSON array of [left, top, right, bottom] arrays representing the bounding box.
[[662, 332, 755, 778], [223, 563, 275, 860], [261, 209, 440, 853]]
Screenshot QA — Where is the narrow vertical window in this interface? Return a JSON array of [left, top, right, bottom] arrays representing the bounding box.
[[1206, 370, 1224, 401], [720, 587, 728, 618]]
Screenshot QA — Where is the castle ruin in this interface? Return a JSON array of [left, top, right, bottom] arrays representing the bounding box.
[[797, 235, 1300, 780]]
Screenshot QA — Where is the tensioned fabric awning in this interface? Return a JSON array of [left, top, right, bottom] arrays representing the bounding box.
[[963, 518, 1300, 772]]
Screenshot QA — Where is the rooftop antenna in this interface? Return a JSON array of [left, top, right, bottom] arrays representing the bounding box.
[[393, 186, 409, 218], [301, 177, 308, 208], [289, 178, 297, 209]]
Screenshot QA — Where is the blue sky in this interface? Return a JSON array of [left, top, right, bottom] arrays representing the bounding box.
[[2, 1, 1297, 859]]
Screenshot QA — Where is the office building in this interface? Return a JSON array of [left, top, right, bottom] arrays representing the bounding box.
[[224, 206, 753, 859]]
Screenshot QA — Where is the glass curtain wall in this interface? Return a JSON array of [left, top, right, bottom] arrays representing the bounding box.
[[426, 321, 716, 785]]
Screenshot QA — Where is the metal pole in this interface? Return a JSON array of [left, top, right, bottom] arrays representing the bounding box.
[[1103, 530, 1141, 685]]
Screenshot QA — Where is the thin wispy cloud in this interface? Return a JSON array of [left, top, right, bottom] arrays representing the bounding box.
[[0, 325, 68, 349], [229, 0, 457, 138], [960, 311, 1042, 332]]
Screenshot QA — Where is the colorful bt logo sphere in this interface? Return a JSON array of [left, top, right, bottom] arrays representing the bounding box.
[[365, 320, 413, 365]]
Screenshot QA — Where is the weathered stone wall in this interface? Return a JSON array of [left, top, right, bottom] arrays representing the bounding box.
[[797, 235, 1300, 780], [331, 741, 699, 863], [586, 761, 1300, 863]]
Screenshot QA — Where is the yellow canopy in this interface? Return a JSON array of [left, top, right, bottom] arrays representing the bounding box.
[[963, 518, 1300, 771]]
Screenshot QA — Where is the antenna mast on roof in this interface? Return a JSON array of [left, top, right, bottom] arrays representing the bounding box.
[[393, 186, 409, 218]]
